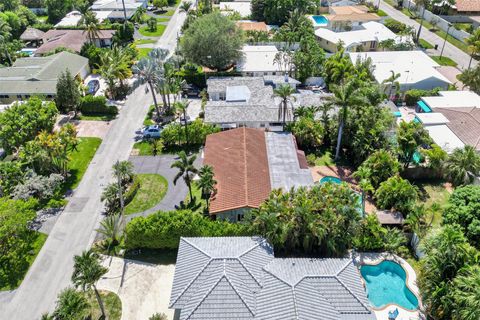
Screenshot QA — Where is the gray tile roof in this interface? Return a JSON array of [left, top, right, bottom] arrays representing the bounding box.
[[170, 237, 376, 320]]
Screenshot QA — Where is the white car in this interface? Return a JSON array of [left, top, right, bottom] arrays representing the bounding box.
[[142, 125, 162, 139]]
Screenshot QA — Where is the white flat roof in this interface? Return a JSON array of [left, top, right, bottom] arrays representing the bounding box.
[[416, 112, 450, 125], [349, 51, 451, 86], [422, 90, 480, 109], [219, 2, 251, 17], [315, 21, 397, 49], [55, 10, 110, 27], [91, 0, 145, 10], [425, 124, 465, 153], [237, 45, 283, 73]]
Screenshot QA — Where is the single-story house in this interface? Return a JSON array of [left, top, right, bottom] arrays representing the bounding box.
[[454, 0, 480, 15], [34, 29, 115, 56], [324, 5, 381, 31], [0, 51, 90, 104], [315, 21, 399, 53], [237, 45, 294, 76], [324, 0, 360, 7], [91, 0, 148, 12], [54, 10, 110, 28], [415, 91, 480, 153], [349, 51, 451, 91], [170, 236, 376, 320], [203, 127, 313, 221]]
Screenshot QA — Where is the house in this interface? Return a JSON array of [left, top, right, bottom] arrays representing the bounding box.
[[0, 51, 89, 104], [454, 0, 480, 15], [91, 0, 148, 19], [349, 51, 451, 91], [54, 10, 110, 28], [205, 76, 299, 130], [34, 29, 115, 56], [237, 45, 293, 76], [324, 5, 381, 31], [203, 128, 313, 221], [315, 21, 398, 52], [169, 236, 376, 320], [415, 91, 480, 152], [325, 0, 360, 7]]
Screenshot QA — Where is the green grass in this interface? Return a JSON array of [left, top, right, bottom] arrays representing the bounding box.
[[133, 140, 155, 155], [430, 55, 458, 67], [87, 290, 122, 320], [134, 39, 156, 45], [183, 182, 207, 214], [137, 47, 153, 59], [138, 24, 166, 37], [78, 113, 117, 121], [0, 232, 47, 291], [156, 17, 170, 22], [314, 151, 335, 166], [419, 38, 434, 49], [36, 15, 48, 22], [377, 9, 388, 17], [65, 137, 102, 191], [414, 180, 451, 228], [125, 174, 168, 214], [144, 104, 156, 126], [453, 23, 472, 33], [164, 9, 176, 16]]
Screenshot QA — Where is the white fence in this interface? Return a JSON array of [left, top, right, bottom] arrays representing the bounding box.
[[402, 0, 471, 42]]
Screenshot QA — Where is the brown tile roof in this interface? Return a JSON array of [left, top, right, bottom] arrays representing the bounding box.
[[330, 5, 370, 14], [456, 0, 480, 12], [20, 27, 45, 41], [236, 21, 268, 32], [326, 6, 380, 22], [204, 128, 271, 214], [434, 107, 480, 151], [36, 29, 115, 55]]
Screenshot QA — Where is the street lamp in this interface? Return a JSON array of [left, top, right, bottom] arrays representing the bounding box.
[[440, 23, 452, 59]]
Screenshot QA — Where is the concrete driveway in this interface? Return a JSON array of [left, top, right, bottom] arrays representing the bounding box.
[[126, 154, 202, 221], [98, 256, 175, 320]]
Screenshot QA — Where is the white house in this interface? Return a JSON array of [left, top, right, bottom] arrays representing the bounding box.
[[237, 45, 292, 76], [349, 51, 451, 91]]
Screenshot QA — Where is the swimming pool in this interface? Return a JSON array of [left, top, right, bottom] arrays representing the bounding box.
[[360, 260, 419, 310], [310, 15, 328, 27], [320, 176, 342, 184], [319, 176, 364, 215]]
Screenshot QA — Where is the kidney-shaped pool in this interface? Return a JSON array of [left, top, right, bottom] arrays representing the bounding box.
[[360, 260, 419, 310]]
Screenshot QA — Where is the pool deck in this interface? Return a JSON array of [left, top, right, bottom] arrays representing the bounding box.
[[354, 252, 425, 320]]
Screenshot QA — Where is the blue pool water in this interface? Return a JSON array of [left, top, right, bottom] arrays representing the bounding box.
[[312, 15, 328, 25], [360, 260, 419, 310], [320, 176, 342, 184]]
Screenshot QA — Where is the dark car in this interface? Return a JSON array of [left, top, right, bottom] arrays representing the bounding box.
[[182, 84, 200, 97], [87, 79, 100, 95]]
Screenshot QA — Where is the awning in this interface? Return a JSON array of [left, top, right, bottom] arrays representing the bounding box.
[[417, 100, 432, 113]]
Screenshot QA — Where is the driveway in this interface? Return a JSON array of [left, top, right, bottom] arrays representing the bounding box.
[[372, 0, 477, 70], [98, 256, 175, 320], [73, 120, 114, 139]]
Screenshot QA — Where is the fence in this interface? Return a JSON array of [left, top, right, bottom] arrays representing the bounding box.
[[401, 0, 471, 42]]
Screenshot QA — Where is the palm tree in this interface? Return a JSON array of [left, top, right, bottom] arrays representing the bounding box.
[[149, 48, 170, 109], [444, 145, 480, 186], [382, 70, 401, 100], [466, 28, 480, 69], [81, 11, 101, 44], [96, 214, 122, 253], [97, 46, 132, 99], [179, 1, 193, 13], [72, 250, 108, 319], [112, 160, 133, 227], [327, 80, 367, 160], [273, 84, 296, 130], [174, 100, 190, 146], [198, 165, 217, 208], [452, 265, 480, 320], [171, 151, 198, 201], [53, 287, 90, 320], [133, 58, 162, 120], [131, 6, 146, 24], [416, 0, 431, 43]]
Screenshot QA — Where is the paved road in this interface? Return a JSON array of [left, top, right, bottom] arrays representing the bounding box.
[[154, 1, 190, 54], [1, 4, 188, 318], [374, 0, 477, 70]]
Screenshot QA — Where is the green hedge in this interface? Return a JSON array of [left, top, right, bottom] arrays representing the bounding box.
[[124, 175, 140, 205], [125, 210, 250, 249], [404, 88, 441, 106], [80, 96, 118, 115]]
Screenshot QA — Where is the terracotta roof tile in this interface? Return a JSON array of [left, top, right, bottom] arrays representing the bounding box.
[[456, 0, 480, 12], [36, 29, 115, 55], [434, 107, 480, 151], [204, 128, 271, 214]]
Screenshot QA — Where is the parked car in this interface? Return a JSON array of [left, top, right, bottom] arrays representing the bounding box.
[[142, 125, 162, 139], [87, 79, 100, 95], [182, 84, 200, 97], [147, 5, 157, 11]]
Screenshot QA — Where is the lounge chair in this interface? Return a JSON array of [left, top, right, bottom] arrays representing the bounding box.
[[388, 308, 399, 320]]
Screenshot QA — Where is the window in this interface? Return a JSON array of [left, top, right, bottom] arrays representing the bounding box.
[[0, 95, 9, 99], [219, 92, 226, 100], [17, 95, 22, 99], [260, 123, 266, 128], [237, 214, 244, 221], [370, 41, 376, 49]]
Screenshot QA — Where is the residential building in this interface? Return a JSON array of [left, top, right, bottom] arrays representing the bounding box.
[[323, 0, 360, 7], [205, 76, 299, 130], [34, 29, 115, 56], [203, 128, 313, 221], [237, 45, 292, 76], [91, 0, 148, 15], [169, 236, 376, 320], [315, 21, 398, 52], [349, 51, 451, 91], [415, 91, 480, 153], [54, 10, 110, 28], [0, 51, 90, 104], [454, 0, 480, 15], [325, 5, 381, 31]]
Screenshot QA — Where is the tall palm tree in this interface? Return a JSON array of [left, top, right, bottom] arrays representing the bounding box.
[[273, 84, 296, 130], [133, 57, 162, 120], [466, 28, 480, 69], [96, 214, 122, 254], [327, 80, 367, 160], [72, 250, 108, 319], [198, 165, 217, 208], [97, 46, 132, 99], [171, 151, 198, 201], [81, 11, 101, 44], [174, 100, 190, 147], [416, 0, 431, 43], [53, 287, 90, 320], [382, 70, 401, 100], [131, 6, 147, 24], [444, 145, 480, 186], [112, 160, 133, 227], [179, 1, 193, 13], [149, 48, 170, 109]]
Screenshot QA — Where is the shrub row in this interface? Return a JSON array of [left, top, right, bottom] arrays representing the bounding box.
[[80, 96, 118, 115], [404, 88, 441, 106], [124, 175, 140, 205], [125, 210, 250, 249]]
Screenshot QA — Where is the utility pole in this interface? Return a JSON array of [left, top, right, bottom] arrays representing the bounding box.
[[440, 23, 452, 60]]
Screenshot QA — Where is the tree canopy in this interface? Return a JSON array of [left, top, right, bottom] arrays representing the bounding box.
[[458, 65, 480, 94], [252, 0, 318, 25], [180, 12, 243, 71]]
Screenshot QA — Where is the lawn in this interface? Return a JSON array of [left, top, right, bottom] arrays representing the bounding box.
[[183, 182, 207, 214], [156, 17, 170, 22], [87, 290, 122, 320], [377, 9, 388, 17], [125, 174, 168, 214], [414, 180, 451, 228], [65, 137, 102, 191], [430, 55, 458, 67], [79, 113, 117, 121], [138, 24, 166, 37], [137, 47, 153, 59], [143, 104, 156, 126], [134, 39, 156, 45], [418, 38, 434, 49], [0, 232, 47, 291]]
